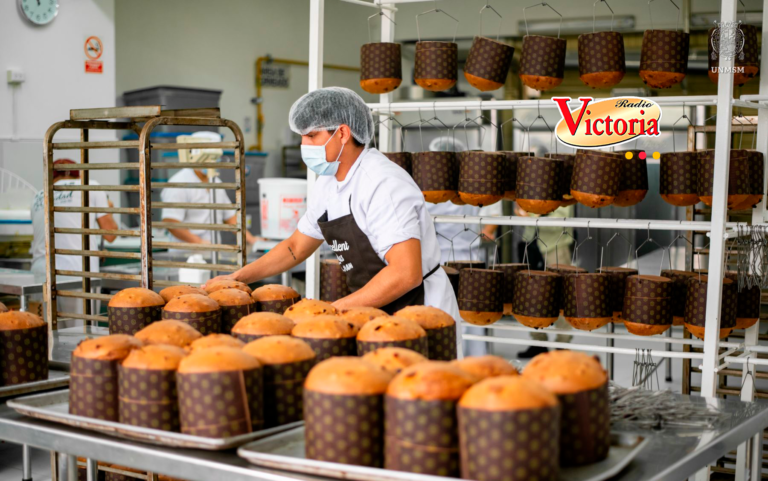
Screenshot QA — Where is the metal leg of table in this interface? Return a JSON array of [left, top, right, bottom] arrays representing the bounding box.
[[281, 271, 291, 288], [66, 454, 77, 481], [606, 323, 614, 381], [666, 329, 673, 382], [50, 451, 58, 481], [22, 444, 32, 481], [20, 295, 28, 312], [86, 458, 98, 481]]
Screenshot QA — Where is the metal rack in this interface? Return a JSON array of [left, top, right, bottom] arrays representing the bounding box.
[[43, 106, 247, 330]]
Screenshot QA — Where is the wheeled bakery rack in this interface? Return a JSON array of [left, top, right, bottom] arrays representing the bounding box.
[[43, 106, 247, 331], [305, 0, 768, 478]]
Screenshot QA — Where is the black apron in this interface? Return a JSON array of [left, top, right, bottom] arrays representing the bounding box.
[[317, 197, 439, 314]]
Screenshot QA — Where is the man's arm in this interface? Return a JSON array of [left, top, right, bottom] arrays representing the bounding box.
[[163, 218, 208, 244], [332, 238, 422, 310], [96, 215, 119, 243], [204, 229, 323, 288]]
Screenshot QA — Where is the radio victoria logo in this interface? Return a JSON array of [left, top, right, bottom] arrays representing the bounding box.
[[553, 97, 661, 149]]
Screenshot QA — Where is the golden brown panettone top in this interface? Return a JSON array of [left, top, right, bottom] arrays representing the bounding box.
[[108, 287, 165, 308], [231, 312, 295, 336], [394, 305, 455, 330], [209, 288, 255, 307], [387, 361, 477, 401], [204, 279, 253, 295], [121, 344, 187, 370], [451, 355, 518, 380], [158, 285, 208, 303], [0, 311, 45, 331], [357, 316, 427, 342], [188, 334, 245, 352], [243, 336, 316, 365], [284, 298, 338, 320], [73, 334, 143, 361], [459, 376, 559, 411], [304, 357, 393, 395], [252, 284, 300, 302], [339, 307, 388, 329], [164, 294, 220, 313], [177, 346, 261, 374], [135, 320, 203, 348], [362, 347, 428, 375], [291, 315, 358, 339], [522, 350, 608, 394]]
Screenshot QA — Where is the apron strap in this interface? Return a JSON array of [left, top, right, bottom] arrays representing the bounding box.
[[423, 264, 440, 281]]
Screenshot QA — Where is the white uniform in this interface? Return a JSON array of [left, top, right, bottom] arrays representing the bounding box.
[[298, 149, 461, 347], [429, 202, 503, 263], [160, 169, 236, 244]]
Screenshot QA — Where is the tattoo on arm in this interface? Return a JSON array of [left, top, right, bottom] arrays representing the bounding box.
[[288, 246, 297, 261]]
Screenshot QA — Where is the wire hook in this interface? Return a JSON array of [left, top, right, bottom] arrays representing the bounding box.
[[648, 0, 681, 32], [479, 0, 503, 41], [367, 8, 396, 44], [523, 2, 563, 38], [593, 0, 615, 32], [416, 5, 460, 43]]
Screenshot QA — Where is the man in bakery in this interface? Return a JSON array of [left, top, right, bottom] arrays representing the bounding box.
[[206, 87, 460, 338]]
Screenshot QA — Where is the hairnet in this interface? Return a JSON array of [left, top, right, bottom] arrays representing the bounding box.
[[289, 87, 374, 145]]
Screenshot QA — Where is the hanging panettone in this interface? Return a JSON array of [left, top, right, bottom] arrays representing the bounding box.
[[511, 270, 562, 329], [725, 272, 761, 329], [698, 149, 750, 208], [360, 42, 402, 94], [614, 150, 649, 207], [516, 155, 563, 214], [598, 266, 638, 322], [578, 31, 626, 89], [708, 24, 759, 87], [458, 268, 504, 326], [732, 150, 765, 210], [519, 35, 566, 91], [684, 276, 738, 340], [499, 152, 533, 201], [623, 275, 673, 336], [548, 153, 576, 206], [383, 152, 413, 176], [414, 41, 458, 92], [464, 36, 514, 92], [494, 263, 527, 316], [412, 151, 458, 204], [571, 150, 622, 208], [660, 151, 699, 206], [639, 29, 690, 89], [457, 151, 505, 207], [563, 273, 613, 331], [660, 269, 696, 326]]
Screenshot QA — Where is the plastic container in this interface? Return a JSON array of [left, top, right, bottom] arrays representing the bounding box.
[[257, 178, 308, 239]]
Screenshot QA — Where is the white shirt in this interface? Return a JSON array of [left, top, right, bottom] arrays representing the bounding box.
[[161, 169, 236, 244], [429, 202, 503, 264], [298, 148, 461, 327], [30, 179, 109, 274]]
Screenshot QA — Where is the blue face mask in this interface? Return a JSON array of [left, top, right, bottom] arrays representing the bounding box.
[[300, 128, 345, 176]]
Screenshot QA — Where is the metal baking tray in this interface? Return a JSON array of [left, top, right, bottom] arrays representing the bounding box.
[[238, 427, 648, 481], [0, 369, 70, 399], [8, 390, 302, 450]]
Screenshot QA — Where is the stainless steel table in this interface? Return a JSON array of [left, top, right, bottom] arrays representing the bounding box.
[[0, 268, 100, 312], [0, 394, 767, 481]]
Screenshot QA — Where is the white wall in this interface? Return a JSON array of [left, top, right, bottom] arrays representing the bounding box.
[[115, 0, 375, 151], [0, 0, 117, 190]]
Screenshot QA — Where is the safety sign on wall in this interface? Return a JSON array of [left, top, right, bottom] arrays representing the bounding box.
[[84, 36, 103, 74], [261, 63, 290, 88]]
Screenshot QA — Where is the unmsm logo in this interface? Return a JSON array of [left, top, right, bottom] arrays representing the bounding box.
[[553, 97, 662, 149]]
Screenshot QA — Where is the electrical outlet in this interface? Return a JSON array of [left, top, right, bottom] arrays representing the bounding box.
[[7, 69, 25, 84]]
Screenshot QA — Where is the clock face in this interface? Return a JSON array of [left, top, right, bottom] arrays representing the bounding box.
[[18, 0, 59, 26]]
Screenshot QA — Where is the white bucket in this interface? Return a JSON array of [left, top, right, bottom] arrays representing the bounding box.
[[257, 178, 308, 240]]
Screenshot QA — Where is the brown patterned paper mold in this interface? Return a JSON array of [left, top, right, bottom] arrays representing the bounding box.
[[523, 350, 610, 467], [464, 36, 514, 92], [458, 268, 504, 326], [382, 152, 412, 176], [659, 270, 696, 326], [162, 294, 221, 336], [385, 362, 476, 477], [209, 288, 255, 334], [520, 35, 567, 91], [639, 30, 690, 89], [414, 41, 458, 92], [516, 155, 563, 214], [70, 335, 143, 421], [451, 355, 518, 380], [231, 312, 295, 343], [243, 336, 316, 427], [442, 265, 460, 299], [512, 270, 562, 328], [660, 151, 699, 206], [684, 276, 738, 340], [578, 31, 626, 89], [360, 42, 402, 94], [283, 298, 338, 322], [725, 272, 761, 329], [319, 259, 351, 303], [251, 284, 301, 314], [108, 288, 165, 335], [135, 320, 202, 348], [598, 266, 638, 322], [304, 357, 394, 467], [176, 347, 263, 437], [394, 306, 457, 361], [459, 376, 561, 481], [291, 315, 359, 361], [362, 347, 428, 375], [444, 260, 486, 271], [412, 151, 458, 203], [732, 150, 766, 210], [546, 153, 577, 206], [563, 273, 613, 331], [546, 264, 587, 277], [494, 263, 528, 316], [571, 150, 622, 208], [709, 24, 759, 87], [622, 275, 673, 336], [118, 344, 186, 432], [0, 311, 48, 387], [698, 149, 751, 208], [614, 150, 649, 207], [458, 151, 505, 206], [356, 316, 429, 357]]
